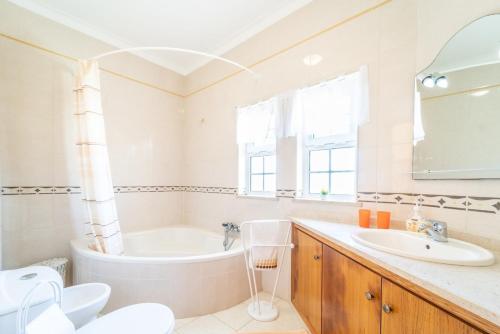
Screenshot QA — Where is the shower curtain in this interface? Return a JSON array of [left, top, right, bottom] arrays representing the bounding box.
[[75, 60, 124, 255]]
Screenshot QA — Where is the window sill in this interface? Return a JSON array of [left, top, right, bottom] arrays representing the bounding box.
[[293, 195, 361, 207], [237, 194, 279, 201]]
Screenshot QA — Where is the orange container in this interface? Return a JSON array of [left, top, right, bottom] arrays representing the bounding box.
[[376, 211, 391, 229], [358, 209, 371, 228]]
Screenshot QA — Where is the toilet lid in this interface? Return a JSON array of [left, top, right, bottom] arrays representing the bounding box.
[[77, 303, 175, 334]]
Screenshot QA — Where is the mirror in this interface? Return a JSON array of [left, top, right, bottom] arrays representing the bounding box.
[[413, 14, 500, 179]]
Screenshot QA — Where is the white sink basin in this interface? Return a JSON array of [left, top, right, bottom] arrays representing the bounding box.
[[351, 229, 495, 266]]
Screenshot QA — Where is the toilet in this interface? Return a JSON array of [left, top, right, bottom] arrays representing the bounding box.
[[77, 303, 175, 334], [0, 267, 175, 334], [62, 283, 111, 328]]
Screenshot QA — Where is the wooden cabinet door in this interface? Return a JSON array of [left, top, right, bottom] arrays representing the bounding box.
[[381, 279, 483, 334], [292, 227, 323, 334], [322, 245, 382, 334]]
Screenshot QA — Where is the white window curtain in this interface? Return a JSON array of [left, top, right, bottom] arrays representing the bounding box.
[[236, 66, 369, 142], [75, 60, 124, 255], [294, 66, 369, 138], [237, 97, 278, 145]]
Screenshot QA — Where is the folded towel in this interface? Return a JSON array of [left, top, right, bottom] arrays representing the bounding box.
[[254, 257, 278, 269], [26, 304, 76, 334]]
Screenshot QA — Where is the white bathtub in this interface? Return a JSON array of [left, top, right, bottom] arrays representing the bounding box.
[[71, 226, 255, 318]]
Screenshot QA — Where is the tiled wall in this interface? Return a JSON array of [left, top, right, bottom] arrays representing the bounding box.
[[181, 0, 500, 299], [2, 0, 500, 294], [0, 1, 185, 269], [181, 0, 500, 235]]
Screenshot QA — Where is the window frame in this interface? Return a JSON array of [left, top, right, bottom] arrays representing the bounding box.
[[302, 134, 357, 198], [243, 143, 277, 196]]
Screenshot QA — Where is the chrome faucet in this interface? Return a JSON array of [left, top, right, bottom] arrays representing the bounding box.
[[418, 220, 448, 242], [222, 222, 240, 251]]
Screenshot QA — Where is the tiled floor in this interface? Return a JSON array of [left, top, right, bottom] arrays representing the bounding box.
[[174, 293, 310, 334]]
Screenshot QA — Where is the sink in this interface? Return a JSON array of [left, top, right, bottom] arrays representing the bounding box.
[[351, 229, 495, 266]]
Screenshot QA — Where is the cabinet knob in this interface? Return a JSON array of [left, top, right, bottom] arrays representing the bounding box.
[[364, 291, 374, 300], [382, 304, 393, 314], [313, 255, 321, 260]]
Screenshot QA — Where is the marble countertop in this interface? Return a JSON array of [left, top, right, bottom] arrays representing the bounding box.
[[291, 217, 500, 327]]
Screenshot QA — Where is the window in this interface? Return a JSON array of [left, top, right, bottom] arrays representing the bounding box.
[[306, 141, 356, 195], [237, 98, 277, 196], [249, 152, 276, 193], [296, 68, 366, 199]]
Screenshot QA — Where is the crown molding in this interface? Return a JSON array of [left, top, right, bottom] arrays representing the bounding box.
[[7, 0, 312, 76]]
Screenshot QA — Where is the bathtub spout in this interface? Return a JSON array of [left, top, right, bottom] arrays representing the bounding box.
[[222, 222, 240, 251]]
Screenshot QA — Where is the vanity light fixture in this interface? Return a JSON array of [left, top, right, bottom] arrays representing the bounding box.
[[435, 76, 448, 88], [471, 89, 489, 97], [303, 54, 323, 66], [421, 75, 435, 88]]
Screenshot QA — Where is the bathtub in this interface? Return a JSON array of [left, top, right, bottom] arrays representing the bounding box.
[[71, 225, 255, 318]]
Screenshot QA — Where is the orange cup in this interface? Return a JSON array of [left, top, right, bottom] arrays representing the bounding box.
[[358, 209, 371, 228], [376, 211, 391, 229]]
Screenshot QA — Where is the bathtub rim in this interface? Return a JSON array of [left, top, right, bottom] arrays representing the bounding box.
[[70, 225, 243, 264]]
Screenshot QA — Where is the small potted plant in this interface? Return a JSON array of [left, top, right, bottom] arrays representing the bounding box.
[[320, 188, 328, 200]]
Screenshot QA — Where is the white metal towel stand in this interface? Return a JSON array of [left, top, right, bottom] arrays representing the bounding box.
[[240, 219, 294, 322]]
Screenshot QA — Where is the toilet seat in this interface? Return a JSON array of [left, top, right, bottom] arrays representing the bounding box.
[[77, 303, 175, 334]]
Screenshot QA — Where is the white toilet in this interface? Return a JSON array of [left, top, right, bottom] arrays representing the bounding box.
[[0, 267, 175, 334], [77, 303, 175, 334], [62, 283, 111, 328]]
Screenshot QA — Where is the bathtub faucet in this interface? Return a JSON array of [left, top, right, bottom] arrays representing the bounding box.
[[222, 222, 240, 251]]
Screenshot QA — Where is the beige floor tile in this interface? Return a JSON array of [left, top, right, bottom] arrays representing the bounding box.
[[214, 299, 253, 330], [175, 317, 197, 330], [176, 315, 234, 334]]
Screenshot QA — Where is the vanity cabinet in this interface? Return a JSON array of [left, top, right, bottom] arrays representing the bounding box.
[[381, 279, 483, 334], [322, 245, 381, 334], [291, 228, 322, 334], [291, 225, 491, 334]]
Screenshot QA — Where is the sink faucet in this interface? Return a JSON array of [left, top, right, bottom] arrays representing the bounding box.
[[418, 220, 448, 242], [222, 222, 240, 251]]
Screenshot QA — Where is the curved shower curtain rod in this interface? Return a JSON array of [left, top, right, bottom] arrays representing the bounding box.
[[91, 47, 257, 76]]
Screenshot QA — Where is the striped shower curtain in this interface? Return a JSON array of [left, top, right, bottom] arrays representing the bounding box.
[[75, 60, 124, 255]]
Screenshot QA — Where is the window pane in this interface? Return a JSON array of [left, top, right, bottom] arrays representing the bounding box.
[[331, 147, 356, 171], [264, 174, 276, 192], [251, 156, 263, 174], [330, 172, 356, 195], [251, 175, 263, 192], [264, 155, 276, 173], [309, 173, 329, 194], [310, 150, 329, 172]]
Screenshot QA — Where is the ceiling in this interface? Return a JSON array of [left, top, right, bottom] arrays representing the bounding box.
[[9, 0, 312, 75]]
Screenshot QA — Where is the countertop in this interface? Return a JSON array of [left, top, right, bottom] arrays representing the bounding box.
[[292, 217, 500, 328]]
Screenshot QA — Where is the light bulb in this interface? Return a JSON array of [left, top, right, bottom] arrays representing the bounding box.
[[422, 75, 435, 88], [435, 76, 448, 88], [303, 54, 323, 66]]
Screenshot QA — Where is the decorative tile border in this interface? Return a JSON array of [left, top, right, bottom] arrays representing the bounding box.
[[3, 186, 500, 215], [358, 191, 500, 214], [1, 186, 82, 195]]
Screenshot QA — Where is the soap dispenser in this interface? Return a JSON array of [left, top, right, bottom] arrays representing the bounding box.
[[406, 203, 423, 232]]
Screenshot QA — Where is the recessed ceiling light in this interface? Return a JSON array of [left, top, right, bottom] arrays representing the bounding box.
[[422, 75, 435, 88], [471, 89, 489, 97], [435, 76, 448, 88], [303, 54, 323, 66]]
